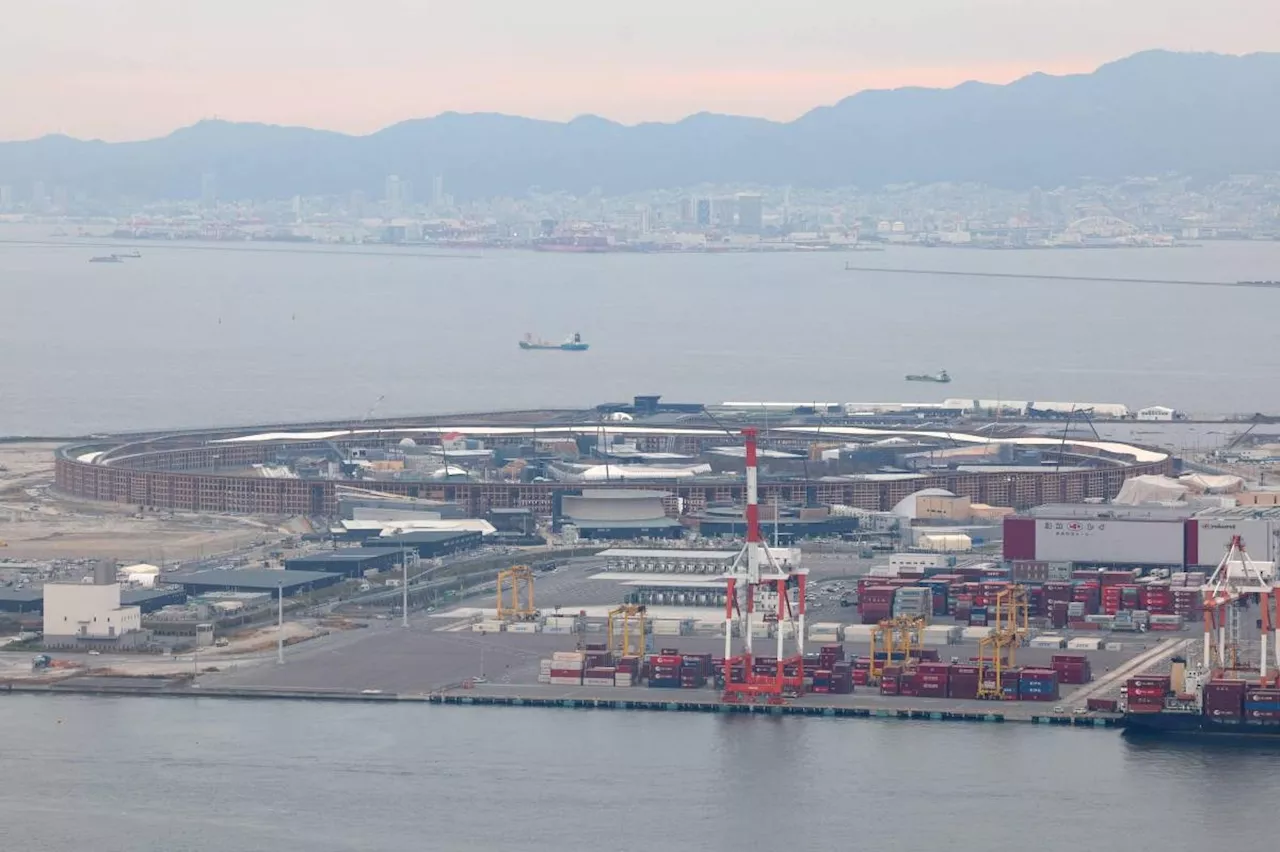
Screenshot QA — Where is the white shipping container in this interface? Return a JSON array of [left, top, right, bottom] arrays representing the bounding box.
[[583, 677, 615, 687], [615, 674, 633, 686], [750, 623, 772, 638], [843, 624, 876, 639], [537, 674, 551, 683], [552, 651, 585, 661], [543, 625, 572, 635], [1029, 636, 1067, 649], [889, 553, 949, 570], [923, 625, 959, 644], [652, 620, 683, 636], [1034, 518, 1185, 565], [961, 626, 993, 640], [693, 621, 724, 635], [549, 677, 582, 686], [507, 623, 540, 634], [1104, 642, 1123, 651], [553, 660, 585, 670], [1067, 637, 1103, 650]]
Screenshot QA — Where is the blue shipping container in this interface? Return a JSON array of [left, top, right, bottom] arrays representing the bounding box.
[[1244, 701, 1280, 712]]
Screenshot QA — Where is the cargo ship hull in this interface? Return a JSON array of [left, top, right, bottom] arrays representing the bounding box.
[[1124, 712, 1280, 738], [519, 342, 589, 351]]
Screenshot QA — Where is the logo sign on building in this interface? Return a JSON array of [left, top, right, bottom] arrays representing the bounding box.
[[1036, 519, 1184, 564]]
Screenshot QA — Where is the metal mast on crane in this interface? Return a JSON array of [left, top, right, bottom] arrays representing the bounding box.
[[1201, 535, 1279, 678], [721, 427, 808, 704]]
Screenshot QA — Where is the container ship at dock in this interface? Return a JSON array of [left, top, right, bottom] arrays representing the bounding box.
[[1123, 535, 1280, 739], [1123, 659, 1280, 738]]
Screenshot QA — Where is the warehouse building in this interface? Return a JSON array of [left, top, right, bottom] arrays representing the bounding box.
[[0, 589, 45, 614], [171, 569, 344, 597], [362, 530, 482, 559], [284, 547, 407, 578], [122, 587, 189, 613], [554, 489, 684, 540]]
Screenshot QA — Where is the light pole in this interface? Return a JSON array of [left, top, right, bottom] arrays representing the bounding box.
[[394, 527, 409, 628], [276, 581, 284, 664]]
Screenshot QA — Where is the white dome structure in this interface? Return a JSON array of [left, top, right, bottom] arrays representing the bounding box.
[[398, 437, 417, 448], [892, 488, 956, 519]]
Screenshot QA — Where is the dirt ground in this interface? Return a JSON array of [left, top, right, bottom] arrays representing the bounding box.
[[0, 441, 290, 565]]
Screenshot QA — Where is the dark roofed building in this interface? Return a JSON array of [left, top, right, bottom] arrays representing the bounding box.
[[171, 569, 344, 597], [284, 547, 405, 578], [0, 589, 45, 613], [121, 587, 189, 613], [363, 530, 482, 558]]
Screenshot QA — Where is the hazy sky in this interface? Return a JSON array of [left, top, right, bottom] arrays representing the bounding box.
[[1, 0, 1274, 141]]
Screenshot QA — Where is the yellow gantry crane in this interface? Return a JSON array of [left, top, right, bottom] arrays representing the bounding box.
[[607, 604, 648, 657], [868, 616, 926, 682], [496, 565, 537, 622], [977, 585, 1031, 699]]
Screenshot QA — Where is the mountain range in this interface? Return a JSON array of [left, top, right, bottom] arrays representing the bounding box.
[[3, 50, 1278, 201]]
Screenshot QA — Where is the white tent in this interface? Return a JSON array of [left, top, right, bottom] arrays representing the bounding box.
[[1113, 475, 1190, 505], [1179, 473, 1244, 494]]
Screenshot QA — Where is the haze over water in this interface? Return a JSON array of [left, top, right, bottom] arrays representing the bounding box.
[[3, 235, 1280, 435]]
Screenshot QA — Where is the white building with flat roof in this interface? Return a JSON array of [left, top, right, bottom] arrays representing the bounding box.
[[43, 583, 141, 642]]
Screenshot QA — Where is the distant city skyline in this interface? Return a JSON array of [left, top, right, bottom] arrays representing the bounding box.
[[0, 0, 1274, 141]]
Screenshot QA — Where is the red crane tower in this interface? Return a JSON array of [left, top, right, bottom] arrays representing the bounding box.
[[721, 427, 808, 703], [1201, 535, 1279, 680]]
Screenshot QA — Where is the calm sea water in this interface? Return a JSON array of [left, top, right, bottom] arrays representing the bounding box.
[[1, 693, 1275, 852], [3, 233, 1280, 435]]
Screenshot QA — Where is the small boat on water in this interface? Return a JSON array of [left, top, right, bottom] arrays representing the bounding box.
[[89, 255, 123, 263], [906, 369, 951, 384], [519, 332, 589, 352]]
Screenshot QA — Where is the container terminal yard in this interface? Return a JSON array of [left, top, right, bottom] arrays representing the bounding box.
[[5, 395, 1280, 735]]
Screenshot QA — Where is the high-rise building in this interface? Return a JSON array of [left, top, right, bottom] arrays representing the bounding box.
[[713, 197, 737, 228], [200, 172, 218, 208], [350, 190, 367, 218], [679, 197, 695, 224], [384, 174, 403, 216], [431, 174, 444, 209], [0, 185, 12, 211], [695, 198, 711, 227], [736, 193, 763, 233]]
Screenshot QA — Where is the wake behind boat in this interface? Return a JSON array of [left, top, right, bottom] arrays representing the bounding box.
[[519, 333, 589, 352]]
